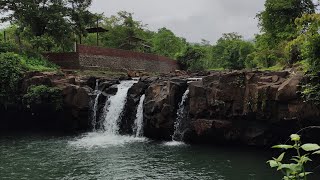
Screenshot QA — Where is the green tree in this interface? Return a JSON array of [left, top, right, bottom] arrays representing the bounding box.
[[0, 0, 94, 51], [257, 0, 315, 45], [254, 0, 316, 67], [68, 0, 95, 44], [99, 11, 151, 52], [177, 44, 207, 70], [290, 13, 320, 72], [246, 34, 287, 69], [151, 27, 186, 59], [211, 33, 254, 70]]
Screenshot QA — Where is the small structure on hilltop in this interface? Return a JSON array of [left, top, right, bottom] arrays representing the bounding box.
[[86, 27, 109, 46]]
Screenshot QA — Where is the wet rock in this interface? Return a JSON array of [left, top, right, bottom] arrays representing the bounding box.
[[144, 79, 188, 140], [120, 81, 148, 134], [276, 73, 303, 102], [143, 71, 320, 146], [103, 84, 118, 95]]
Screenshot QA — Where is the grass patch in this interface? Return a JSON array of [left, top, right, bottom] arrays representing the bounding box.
[[293, 60, 310, 73], [22, 56, 58, 72], [207, 67, 225, 71], [260, 64, 284, 71]]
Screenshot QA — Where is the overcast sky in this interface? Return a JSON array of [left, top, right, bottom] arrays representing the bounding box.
[[90, 0, 266, 43], [0, 0, 266, 43]]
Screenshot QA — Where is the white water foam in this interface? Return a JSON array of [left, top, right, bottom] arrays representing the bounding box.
[[163, 141, 187, 147], [69, 132, 147, 149], [133, 94, 145, 137]]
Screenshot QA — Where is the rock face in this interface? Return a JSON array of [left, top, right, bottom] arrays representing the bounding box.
[[120, 81, 148, 134], [143, 78, 188, 140], [142, 71, 320, 146], [0, 71, 120, 132], [3, 70, 320, 147]]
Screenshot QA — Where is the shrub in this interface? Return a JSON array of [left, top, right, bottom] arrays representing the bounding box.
[[0, 52, 25, 104], [0, 41, 18, 53], [300, 75, 320, 105], [23, 85, 63, 111], [0, 51, 59, 106], [21, 55, 58, 72]]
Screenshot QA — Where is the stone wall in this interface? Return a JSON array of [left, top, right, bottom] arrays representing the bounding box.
[[43, 52, 80, 69], [44, 45, 179, 73]]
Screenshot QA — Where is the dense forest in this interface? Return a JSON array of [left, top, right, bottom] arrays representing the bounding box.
[[0, 0, 319, 72]]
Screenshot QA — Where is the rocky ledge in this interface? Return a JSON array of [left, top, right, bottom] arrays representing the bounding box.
[[140, 71, 320, 146], [2, 70, 320, 147]]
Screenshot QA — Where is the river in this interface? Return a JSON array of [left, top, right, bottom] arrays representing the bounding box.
[[0, 133, 280, 180]]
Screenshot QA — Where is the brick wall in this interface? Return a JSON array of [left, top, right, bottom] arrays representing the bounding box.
[[44, 45, 179, 73]]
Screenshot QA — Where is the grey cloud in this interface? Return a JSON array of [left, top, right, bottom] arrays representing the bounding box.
[[0, 0, 266, 43], [91, 0, 265, 43]]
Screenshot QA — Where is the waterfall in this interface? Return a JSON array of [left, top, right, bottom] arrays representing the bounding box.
[[91, 79, 101, 131], [91, 92, 101, 130], [94, 79, 99, 91], [133, 94, 145, 137], [172, 89, 190, 141], [101, 80, 137, 135]]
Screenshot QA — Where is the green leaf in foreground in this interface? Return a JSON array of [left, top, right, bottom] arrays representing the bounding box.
[[290, 134, 301, 141], [272, 145, 294, 149], [276, 152, 285, 162], [301, 143, 320, 151], [312, 150, 320, 154], [267, 160, 279, 168]]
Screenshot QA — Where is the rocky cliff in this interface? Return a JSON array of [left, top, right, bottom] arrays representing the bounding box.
[[2, 70, 320, 146], [140, 71, 320, 146]]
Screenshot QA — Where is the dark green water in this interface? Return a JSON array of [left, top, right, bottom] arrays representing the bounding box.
[[0, 133, 280, 180]]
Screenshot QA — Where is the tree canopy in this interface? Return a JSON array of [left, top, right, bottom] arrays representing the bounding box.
[[1, 0, 320, 72]]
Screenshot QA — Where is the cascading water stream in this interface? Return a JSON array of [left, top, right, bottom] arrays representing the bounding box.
[[91, 80, 101, 131], [101, 80, 137, 135], [172, 88, 190, 142], [71, 79, 148, 148], [133, 94, 145, 137]]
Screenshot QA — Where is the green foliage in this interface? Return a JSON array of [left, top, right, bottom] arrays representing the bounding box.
[[0, 52, 24, 104], [0, 50, 58, 105], [23, 85, 63, 111], [268, 134, 320, 180], [21, 55, 58, 72], [289, 13, 320, 73], [259, 64, 284, 71], [211, 33, 254, 70], [97, 11, 151, 52], [151, 28, 187, 59], [0, 41, 17, 53], [253, 0, 316, 69], [0, 0, 94, 51], [300, 75, 320, 105], [294, 60, 310, 73], [177, 45, 207, 71], [246, 34, 288, 69], [257, 0, 315, 45]]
